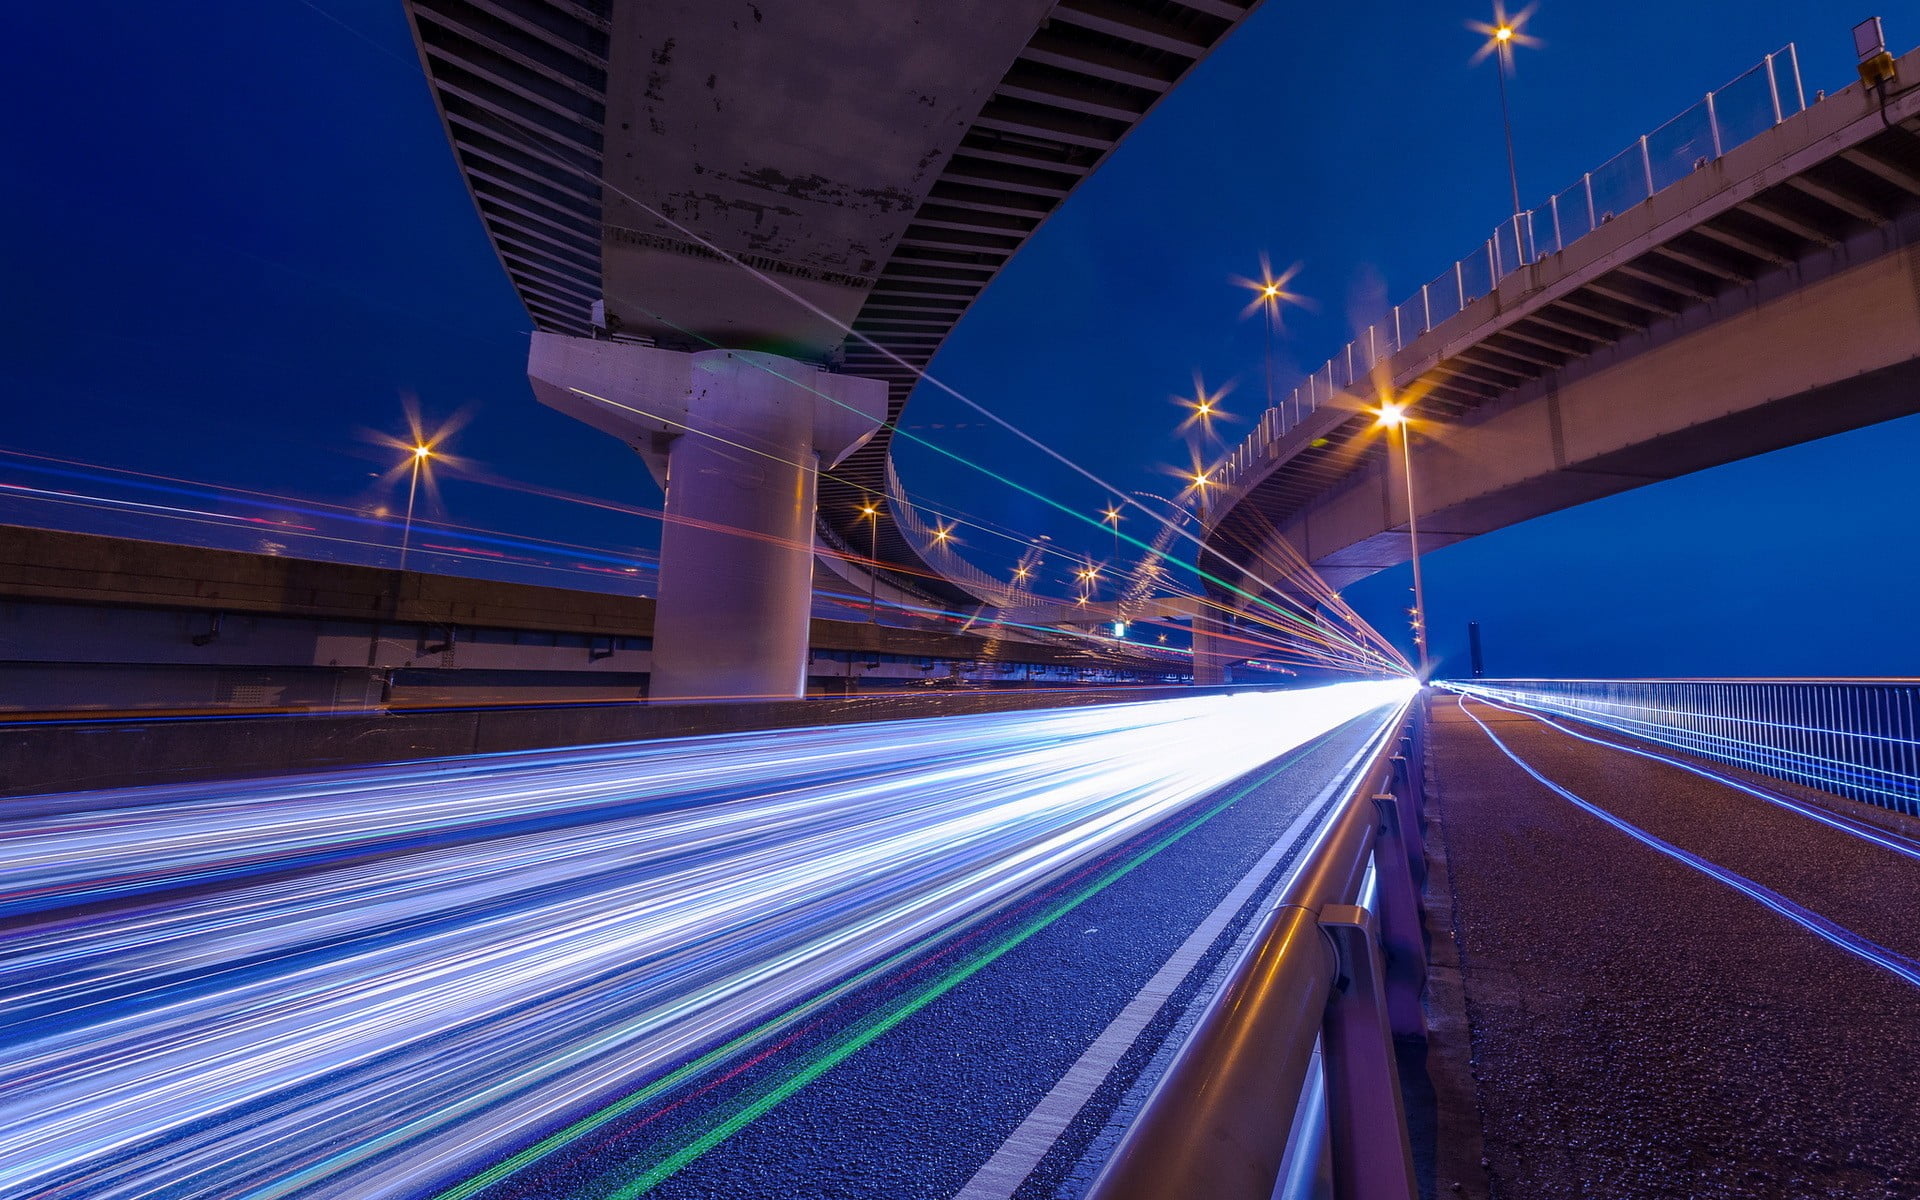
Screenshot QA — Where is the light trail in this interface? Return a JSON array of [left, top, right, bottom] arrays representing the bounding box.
[[0, 682, 1411, 1199], [1454, 695, 1920, 990], [1450, 688, 1920, 863]]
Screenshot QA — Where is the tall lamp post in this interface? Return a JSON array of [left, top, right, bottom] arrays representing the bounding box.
[[1474, 5, 1537, 222], [1376, 404, 1430, 679], [859, 502, 880, 623], [1492, 24, 1522, 217], [1101, 503, 1123, 564], [1259, 283, 1281, 414], [399, 443, 433, 571]]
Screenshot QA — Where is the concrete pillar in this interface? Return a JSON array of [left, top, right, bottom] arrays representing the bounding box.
[[1191, 606, 1231, 686], [527, 334, 886, 701]]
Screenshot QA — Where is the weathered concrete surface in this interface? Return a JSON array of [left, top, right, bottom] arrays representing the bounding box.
[[596, 0, 1054, 354], [1428, 697, 1920, 1198], [529, 339, 890, 699]]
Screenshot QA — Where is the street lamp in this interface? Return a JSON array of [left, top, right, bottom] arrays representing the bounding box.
[[1473, 4, 1537, 220], [860, 502, 880, 624], [1101, 503, 1123, 561], [399, 443, 434, 571], [1376, 403, 1430, 679], [1239, 263, 1301, 420]]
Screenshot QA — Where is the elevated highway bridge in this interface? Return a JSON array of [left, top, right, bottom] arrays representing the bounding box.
[[1199, 45, 1920, 677], [403, 0, 1262, 698]]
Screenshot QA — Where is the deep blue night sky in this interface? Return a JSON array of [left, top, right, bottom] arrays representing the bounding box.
[[4, 1, 1915, 678]]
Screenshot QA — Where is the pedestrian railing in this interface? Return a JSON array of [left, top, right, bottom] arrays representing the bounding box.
[[1452, 679, 1920, 816], [1212, 46, 1806, 494], [1088, 693, 1428, 1200]]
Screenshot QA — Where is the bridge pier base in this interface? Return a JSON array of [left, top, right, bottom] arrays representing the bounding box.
[[527, 334, 887, 701], [1191, 607, 1232, 685]]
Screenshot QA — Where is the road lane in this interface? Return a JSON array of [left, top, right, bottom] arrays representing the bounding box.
[[0, 682, 1411, 1199]]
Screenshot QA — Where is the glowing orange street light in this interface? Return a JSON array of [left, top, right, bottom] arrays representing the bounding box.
[[1377, 402, 1430, 678], [399, 443, 435, 571], [859, 502, 881, 623], [1471, 4, 1538, 219]]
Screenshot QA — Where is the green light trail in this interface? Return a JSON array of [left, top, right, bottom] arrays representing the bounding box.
[[598, 747, 1313, 1199], [433, 744, 1312, 1200]]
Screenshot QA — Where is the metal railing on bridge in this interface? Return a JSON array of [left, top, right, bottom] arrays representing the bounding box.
[[1212, 46, 1806, 494], [1090, 694, 1429, 1200], [1452, 679, 1920, 816]]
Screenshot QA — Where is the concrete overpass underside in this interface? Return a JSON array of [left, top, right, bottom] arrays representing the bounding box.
[[405, 0, 1262, 607]]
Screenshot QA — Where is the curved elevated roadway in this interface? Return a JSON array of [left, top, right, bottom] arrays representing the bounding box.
[[1203, 47, 1920, 651]]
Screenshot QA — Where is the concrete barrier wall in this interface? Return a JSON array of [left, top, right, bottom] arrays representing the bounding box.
[[0, 685, 1270, 799]]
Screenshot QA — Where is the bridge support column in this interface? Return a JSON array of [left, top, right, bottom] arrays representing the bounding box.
[[1192, 607, 1231, 685], [527, 334, 887, 701]]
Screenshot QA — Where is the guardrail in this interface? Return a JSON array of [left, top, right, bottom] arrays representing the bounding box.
[[1212, 46, 1806, 494], [1087, 693, 1428, 1200], [1451, 679, 1920, 816]]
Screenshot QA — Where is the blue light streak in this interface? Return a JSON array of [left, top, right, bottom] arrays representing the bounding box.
[[0, 682, 1411, 1198], [1458, 690, 1920, 864], [1456, 696, 1920, 990]]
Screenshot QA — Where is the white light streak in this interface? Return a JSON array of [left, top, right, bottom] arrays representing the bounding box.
[[0, 683, 1411, 1197]]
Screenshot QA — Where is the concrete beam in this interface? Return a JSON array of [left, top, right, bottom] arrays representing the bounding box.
[[1273, 223, 1920, 588]]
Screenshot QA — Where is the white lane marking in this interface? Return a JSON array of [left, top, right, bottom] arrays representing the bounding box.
[[952, 714, 1402, 1200]]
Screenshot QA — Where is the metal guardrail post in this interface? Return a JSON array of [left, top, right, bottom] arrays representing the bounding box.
[[1420, 283, 1431, 334], [1320, 905, 1421, 1200], [1388, 753, 1427, 885], [1766, 52, 1783, 124], [1370, 793, 1427, 1038], [1705, 91, 1723, 158], [1454, 260, 1465, 310], [1584, 172, 1596, 228], [1639, 134, 1655, 197], [1787, 43, 1805, 111], [1084, 902, 1332, 1200], [1086, 704, 1429, 1200]]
